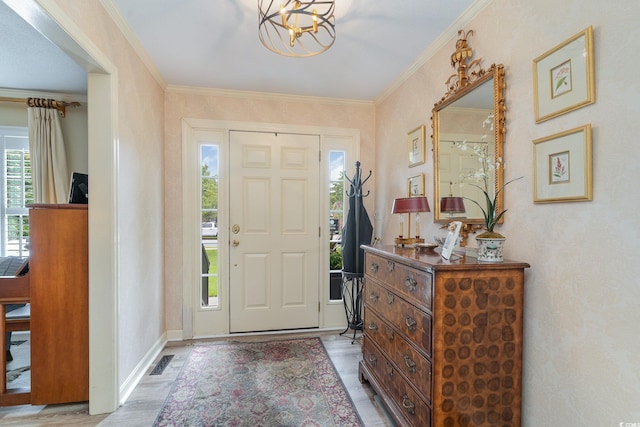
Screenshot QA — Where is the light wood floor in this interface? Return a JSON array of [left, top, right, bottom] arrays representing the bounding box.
[[0, 330, 395, 426]]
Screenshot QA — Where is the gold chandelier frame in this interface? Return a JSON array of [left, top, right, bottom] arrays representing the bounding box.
[[258, 0, 336, 57]]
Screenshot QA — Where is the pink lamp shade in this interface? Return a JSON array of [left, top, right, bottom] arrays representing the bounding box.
[[440, 196, 465, 214], [392, 197, 430, 240], [391, 196, 431, 214]]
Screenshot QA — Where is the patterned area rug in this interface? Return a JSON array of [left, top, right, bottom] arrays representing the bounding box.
[[154, 337, 363, 427]]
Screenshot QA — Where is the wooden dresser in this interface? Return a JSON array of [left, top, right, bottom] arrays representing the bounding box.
[[359, 245, 529, 427]]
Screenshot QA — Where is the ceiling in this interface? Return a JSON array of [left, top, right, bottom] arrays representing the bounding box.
[[0, 1, 87, 95], [1, 0, 480, 102]]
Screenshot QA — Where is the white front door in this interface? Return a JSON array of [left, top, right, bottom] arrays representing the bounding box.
[[229, 131, 320, 332]]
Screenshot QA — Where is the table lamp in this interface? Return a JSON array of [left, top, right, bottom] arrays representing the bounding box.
[[391, 196, 430, 246], [440, 196, 465, 216], [440, 182, 465, 217]]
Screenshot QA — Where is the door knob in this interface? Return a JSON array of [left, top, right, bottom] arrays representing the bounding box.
[[232, 239, 240, 247]]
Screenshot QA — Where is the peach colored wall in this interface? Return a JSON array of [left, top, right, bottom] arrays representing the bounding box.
[[163, 90, 375, 330], [52, 0, 166, 387], [375, 0, 640, 424]]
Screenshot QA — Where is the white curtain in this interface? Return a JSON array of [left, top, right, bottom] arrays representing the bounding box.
[[28, 107, 69, 204]]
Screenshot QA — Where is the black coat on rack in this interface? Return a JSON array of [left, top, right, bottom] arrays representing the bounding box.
[[339, 161, 372, 343], [341, 161, 373, 276]]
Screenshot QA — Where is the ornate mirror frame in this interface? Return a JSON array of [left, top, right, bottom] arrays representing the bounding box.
[[431, 30, 506, 245]]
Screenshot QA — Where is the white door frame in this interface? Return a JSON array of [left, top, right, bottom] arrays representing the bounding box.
[[4, 0, 121, 413], [182, 119, 360, 338]]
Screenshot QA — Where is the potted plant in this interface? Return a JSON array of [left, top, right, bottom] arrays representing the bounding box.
[[453, 132, 523, 261], [329, 248, 343, 300], [465, 176, 523, 262], [466, 176, 523, 238]]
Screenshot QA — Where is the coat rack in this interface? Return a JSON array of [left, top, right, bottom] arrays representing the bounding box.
[[339, 161, 373, 343]]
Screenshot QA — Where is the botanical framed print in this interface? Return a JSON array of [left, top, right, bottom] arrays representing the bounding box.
[[533, 124, 592, 203], [408, 173, 424, 197], [533, 26, 595, 123], [408, 125, 425, 167]]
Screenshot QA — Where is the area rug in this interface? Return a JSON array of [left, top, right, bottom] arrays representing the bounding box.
[[153, 337, 363, 427]]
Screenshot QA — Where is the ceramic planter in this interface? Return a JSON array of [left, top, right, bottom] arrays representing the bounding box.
[[476, 235, 506, 262]]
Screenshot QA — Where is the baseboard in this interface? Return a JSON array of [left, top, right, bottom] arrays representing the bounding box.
[[118, 332, 168, 405], [166, 329, 183, 341]]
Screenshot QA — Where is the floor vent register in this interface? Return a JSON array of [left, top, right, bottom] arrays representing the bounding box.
[[150, 355, 174, 375]]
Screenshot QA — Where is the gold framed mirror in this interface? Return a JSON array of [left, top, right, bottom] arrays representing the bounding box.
[[431, 30, 506, 244]]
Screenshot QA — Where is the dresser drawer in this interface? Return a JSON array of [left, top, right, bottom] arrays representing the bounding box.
[[364, 309, 432, 404], [365, 253, 432, 311], [363, 337, 432, 427], [365, 279, 432, 356]]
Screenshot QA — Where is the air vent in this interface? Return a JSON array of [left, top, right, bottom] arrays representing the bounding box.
[[150, 355, 174, 375]]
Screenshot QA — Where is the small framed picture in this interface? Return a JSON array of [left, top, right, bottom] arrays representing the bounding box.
[[533, 26, 595, 123], [408, 173, 424, 197], [441, 221, 462, 260], [408, 125, 425, 167], [533, 124, 592, 203]]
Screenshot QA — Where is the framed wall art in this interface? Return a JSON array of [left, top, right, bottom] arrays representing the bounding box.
[[533, 124, 592, 203], [408, 125, 425, 167], [408, 173, 425, 197], [533, 26, 595, 123]]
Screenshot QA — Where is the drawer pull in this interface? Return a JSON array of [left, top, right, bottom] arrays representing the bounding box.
[[369, 292, 379, 302], [402, 395, 416, 415], [403, 355, 417, 373], [368, 322, 378, 332], [404, 316, 417, 331], [385, 361, 394, 376], [405, 276, 417, 292], [386, 260, 395, 273], [386, 291, 395, 305], [370, 262, 379, 273], [385, 326, 394, 341], [367, 354, 378, 366]]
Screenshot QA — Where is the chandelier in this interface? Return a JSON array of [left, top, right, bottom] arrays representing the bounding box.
[[258, 0, 336, 57]]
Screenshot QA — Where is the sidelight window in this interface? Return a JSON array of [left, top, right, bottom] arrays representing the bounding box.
[[329, 150, 345, 301], [200, 144, 219, 308]]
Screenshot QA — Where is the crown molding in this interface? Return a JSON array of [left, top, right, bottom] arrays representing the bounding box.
[[0, 88, 87, 104], [166, 85, 375, 107]]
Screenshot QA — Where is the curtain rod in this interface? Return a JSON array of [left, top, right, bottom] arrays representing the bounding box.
[[0, 97, 80, 118]]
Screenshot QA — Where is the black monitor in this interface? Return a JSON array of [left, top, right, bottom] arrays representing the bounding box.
[[68, 172, 88, 204]]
